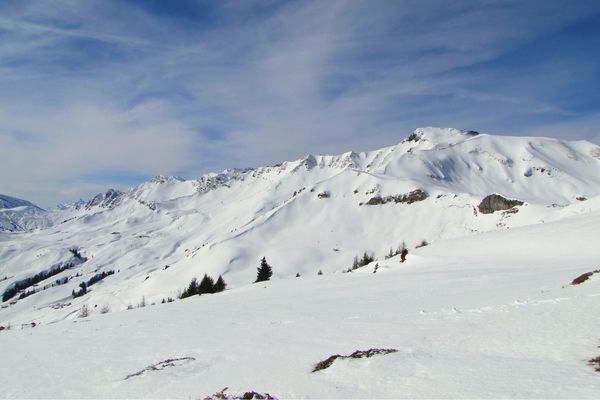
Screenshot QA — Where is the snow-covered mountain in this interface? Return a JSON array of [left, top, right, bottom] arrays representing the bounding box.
[[2, 127, 600, 397], [0, 194, 51, 232], [1, 127, 600, 326]]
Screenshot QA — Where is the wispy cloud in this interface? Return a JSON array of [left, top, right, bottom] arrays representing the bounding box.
[[1, 0, 599, 206]]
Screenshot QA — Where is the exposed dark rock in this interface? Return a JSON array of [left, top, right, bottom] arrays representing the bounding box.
[[124, 357, 195, 380], [571, 270, 600, 285], [317, 191, 330, 199], [364, 189, 429, 206], [365, 196, 384, 205], [202, 388, 278, 400], [405, 133, 421, 142], [478, 194, 523, 214], [589, 356, 600, 372], [302, 154, 317, 170], [312, 348, 398, 372], [240, 392, 276, 400], [464, 130, 480, 136], [398, 189, 429, 204], [313, 354, 341, 372], [84, 189, 123, 210], [576, 196, 588, 201]]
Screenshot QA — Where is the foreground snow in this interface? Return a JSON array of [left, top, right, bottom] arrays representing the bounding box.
[[1, 211, 599, 398]]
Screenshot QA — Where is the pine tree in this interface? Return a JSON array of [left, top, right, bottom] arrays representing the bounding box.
[[385, 247, 394, 259], [255, 257, 273, 283], [352, 256, 360, 270], [398, 241, 407, 254], [213, 275, 226, 293], [199, 274, 215, 294], [361, 251, 374, 266], [181, 277, 198, 298]]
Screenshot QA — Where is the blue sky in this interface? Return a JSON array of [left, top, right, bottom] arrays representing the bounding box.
[[1, 0, 600, 207]]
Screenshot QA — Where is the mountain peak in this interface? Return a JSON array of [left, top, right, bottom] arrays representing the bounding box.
[[402, 127, 480, 148], [84, 189, 124, 210], [0, 194, 49, 231], [150, 175, 185, 184], [0, 194, 43, 211]]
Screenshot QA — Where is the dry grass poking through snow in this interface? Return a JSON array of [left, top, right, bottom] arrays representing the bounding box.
[[202, 387, 278, 400], [124, 357, 195, 380], [571, 269, 600, 285], [312, 348, 398, 372], [589, 356, 600, 372]]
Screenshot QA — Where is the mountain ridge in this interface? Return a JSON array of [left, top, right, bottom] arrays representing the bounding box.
[[1, 127, 600, 326]]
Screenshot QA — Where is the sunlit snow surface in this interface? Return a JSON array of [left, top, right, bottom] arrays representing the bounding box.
[[1, 128, 600, 398]]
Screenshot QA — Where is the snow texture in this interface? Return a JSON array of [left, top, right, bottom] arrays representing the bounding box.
[[1, 127, 600, 398]]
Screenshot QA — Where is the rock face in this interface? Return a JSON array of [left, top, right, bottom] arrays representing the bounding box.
[[84, 189, 123, 210], [365, 189, 429, 206], [478, 194, 524, 214]]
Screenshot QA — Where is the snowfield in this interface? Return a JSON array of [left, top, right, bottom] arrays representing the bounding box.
[[1, 212, 600, 398], [1, 127, 600, 398]]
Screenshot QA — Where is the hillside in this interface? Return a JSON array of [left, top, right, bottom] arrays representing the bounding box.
[[0, 194, 50, 232], [1, 127, 600, 327], [1, 209, 599, 398]]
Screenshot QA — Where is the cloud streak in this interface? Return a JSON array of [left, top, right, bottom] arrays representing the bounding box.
[[1, 0, 599, 207]]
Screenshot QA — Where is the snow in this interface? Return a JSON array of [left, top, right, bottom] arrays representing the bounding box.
[[1, 212, 599, 398], [0, 194, 50, 231], [1, 127, 600, 397]]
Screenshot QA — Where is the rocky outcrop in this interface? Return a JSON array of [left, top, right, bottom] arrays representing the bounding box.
[[364, 189, 429, 206], [312, 348, 398, 372], [478, 194, 523, 214], [84, 189, 123, 210]]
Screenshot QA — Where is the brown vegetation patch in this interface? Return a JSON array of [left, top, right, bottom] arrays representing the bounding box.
[[588, 356, 600, 372], [312, 348, 398, 372], [571, 270, 600, 285], [203, 387, 278, 400], [124, 357, 195, 380]]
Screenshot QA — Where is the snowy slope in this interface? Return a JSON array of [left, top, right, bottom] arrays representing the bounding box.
[[1, 127, 600, 326], [1, 210, 599, 398], [0, 194, 51, 232]]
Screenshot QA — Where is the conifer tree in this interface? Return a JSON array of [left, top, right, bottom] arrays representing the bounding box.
[[361, 251, 374, 266], [398, 241, 407, 254], [255, 257, 273, 283], [386, 247, 394, 259], [199, 274, 215, 294], [181, 277, 198, 298], [213, 275, 226, 293]]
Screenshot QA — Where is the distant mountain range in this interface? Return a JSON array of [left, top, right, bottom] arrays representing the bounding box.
[[1, 127, 600, 325], [0, 194, 51, 232]]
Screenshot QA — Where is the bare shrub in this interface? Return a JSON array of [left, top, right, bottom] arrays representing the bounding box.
[[312, 348, 398, 372]]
